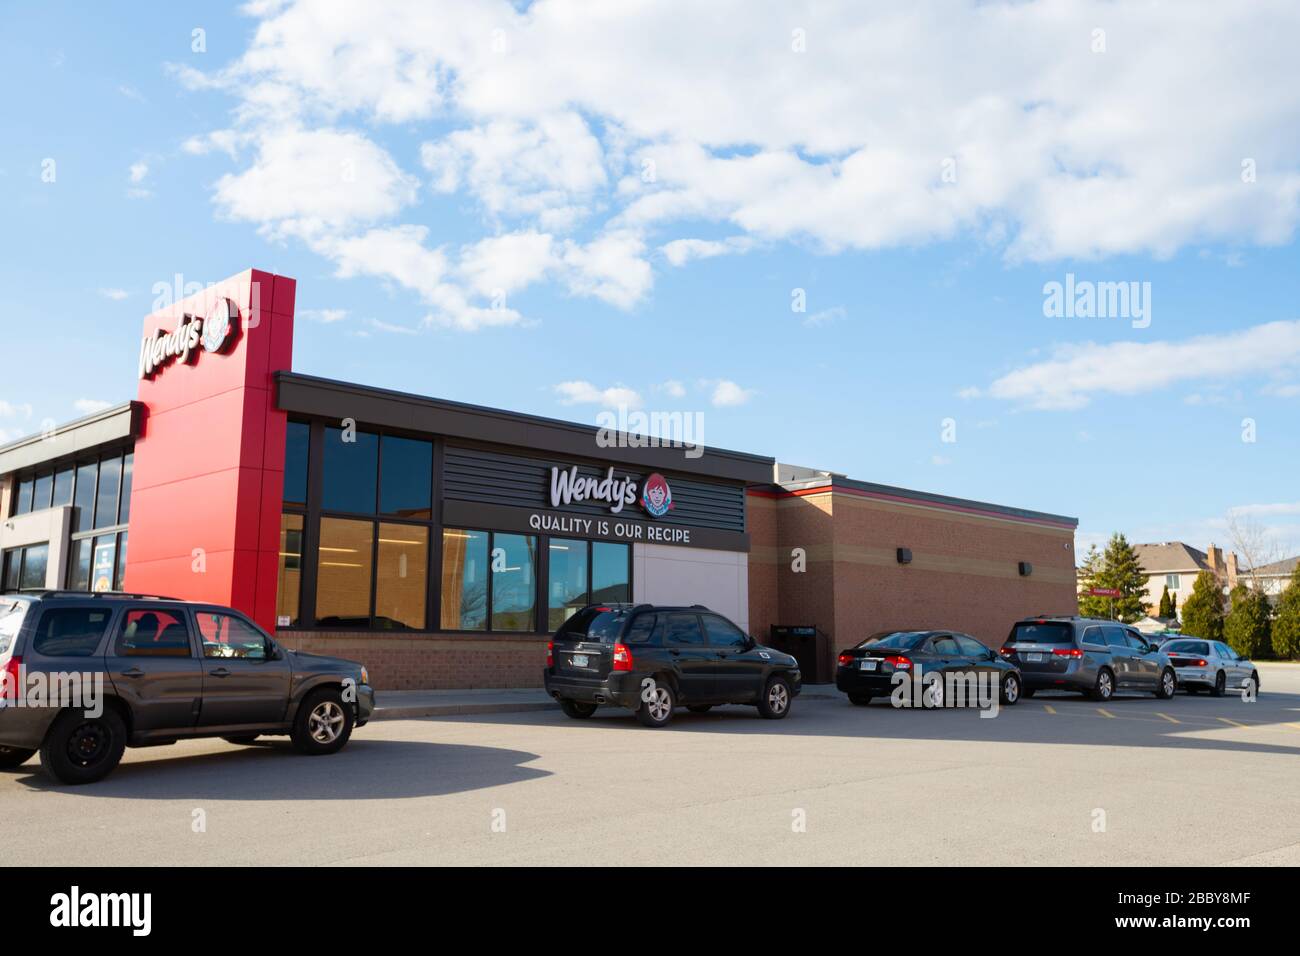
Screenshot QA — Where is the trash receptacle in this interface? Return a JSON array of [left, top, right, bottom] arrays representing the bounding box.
[[768, 625, 834, 684]]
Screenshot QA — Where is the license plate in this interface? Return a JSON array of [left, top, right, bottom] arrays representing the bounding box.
[[860, 660, 878, 671], [1026, 652, 1043, 663], [571, 654, 588, 667]]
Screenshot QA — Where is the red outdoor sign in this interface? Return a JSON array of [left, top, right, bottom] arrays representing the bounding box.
[[1087, 587, 1122, 598]]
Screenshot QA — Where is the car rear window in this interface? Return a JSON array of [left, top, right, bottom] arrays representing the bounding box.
[[31, 607, 113, 657], [1008, 622, 1074, 644], [0, 600, 29, 655], [555, 607, 629, 643], [859, 631, 927, 650], [1165, 640, 1209, 655]]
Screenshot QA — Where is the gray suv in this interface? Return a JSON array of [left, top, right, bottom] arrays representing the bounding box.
[[0, 591, 374, 784], [1001, 616, 1177, 701]]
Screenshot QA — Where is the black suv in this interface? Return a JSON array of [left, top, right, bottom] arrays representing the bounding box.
[[1001, 616, 1177, 701], [544, 604, 802, 727], [0, 592, 374, 784]]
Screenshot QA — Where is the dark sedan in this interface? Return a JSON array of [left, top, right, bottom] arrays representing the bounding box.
[[835, 630, 1022, 708]]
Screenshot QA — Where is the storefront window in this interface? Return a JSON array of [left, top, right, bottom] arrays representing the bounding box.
[[491, 533, 536, 632], [375, 523, 428, 629], [115, 532, 128, 591], [73, 461, 97, 532], [117, 453, 134, 525], [90, 535, 116, 592], [548, 538, 589, 630], [68, 538, 92, 591], [277, 514, 303, 627], [1, 550, 18, 591], [13, 478, 33, 516], [592, 542, 631, 603], [94, 454, 122, 529], [441, 530, 487, 630], [283, 422, 310, 509], [322, 427, 378, 514], [315, 517, 374, 627], [52, 466, 74, 508], [32, 473, 53, 512], [18, 544, 49, 590], [379, 436, 432, 519]]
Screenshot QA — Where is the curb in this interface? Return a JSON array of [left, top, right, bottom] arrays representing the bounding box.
[[373, 688, 842, 720]]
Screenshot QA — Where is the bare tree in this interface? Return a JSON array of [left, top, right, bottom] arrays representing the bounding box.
[[1225, 510, 1288, 593]]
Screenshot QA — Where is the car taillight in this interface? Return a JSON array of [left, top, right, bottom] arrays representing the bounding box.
[[1, 656, 20, 699], [999, 646, 1014, 657], [837, 653, 854, 667], [1195, 658, 1207, 667], [546, 640, 553, 668], [883, 655, 911, 670], [612, 643, 633, 671], [1052, 647, 1084, 658]]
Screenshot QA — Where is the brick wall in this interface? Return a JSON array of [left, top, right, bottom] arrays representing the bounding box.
[[276, 630, 549, 691]]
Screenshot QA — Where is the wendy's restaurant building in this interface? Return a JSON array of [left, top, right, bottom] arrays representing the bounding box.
[[0, 268, 1080, 690]]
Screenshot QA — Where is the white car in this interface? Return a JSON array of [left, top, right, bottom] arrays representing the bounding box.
[[1162, 638, 1259, 696]]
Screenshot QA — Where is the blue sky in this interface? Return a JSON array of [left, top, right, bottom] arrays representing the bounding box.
[[3, 1, 1300, 561]]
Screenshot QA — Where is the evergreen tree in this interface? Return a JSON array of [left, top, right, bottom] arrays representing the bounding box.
[[1225, 584, 1272, 658], [1180, 570, 1226, 640], [1169, 590, 1177, 618], [1158, 585, 1173, 618], [1271, 565, 1300, 660]]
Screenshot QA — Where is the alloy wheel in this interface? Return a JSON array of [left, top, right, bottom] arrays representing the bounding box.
[[767, 682, 789, 715], [308, 701, 346, 744], [648, 688, 672, 722]]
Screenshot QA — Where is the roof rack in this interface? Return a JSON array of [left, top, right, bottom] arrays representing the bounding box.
[[12, 590, 182, 602]]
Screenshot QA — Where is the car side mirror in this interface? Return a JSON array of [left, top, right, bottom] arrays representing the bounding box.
[[743, 634, 756, 650]]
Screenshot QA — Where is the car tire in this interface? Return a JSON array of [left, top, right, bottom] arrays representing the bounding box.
[[1000, 672, 1022, 705], [848, 693, 872, 706], [635, 680, 675, 728], [559, 699, 598, 719], [222, 735, 260, 745], [687, 705, 713, 714], [0, 745, 36, 769], [1250, 671, 1260, 695], [291, 687, 355, 755], [757, 675, 793, 719], [1089, 668, 1115, 702], [1210, 670, 1227, 698], [39, 708, 127, 785], [922, 676, 945, 709], [1155, 667, 1177, 700]]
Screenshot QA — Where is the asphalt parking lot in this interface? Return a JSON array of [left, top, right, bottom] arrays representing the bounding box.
[[2, 664, 1298, 866]]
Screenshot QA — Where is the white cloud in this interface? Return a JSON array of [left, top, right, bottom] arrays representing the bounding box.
[[709, 379, 754, 407], [657, 379, 686, 398], [178, 1, 1300, 326], [73, 399, 113, 414], [553, 380, 642, 408], [803, 305, 846, 328], [298, 308, 348, 323], [977, 320, 1300, 410], [128, 162, 149, 184], [931, 454, 952, 466], [660, 236, 753, 267], [1229, 502, 1300, 518], [458, 231, 556, 297], [0, 401, 33, 420], [212, 127, 419, 237], [98, 288, 129, 301]]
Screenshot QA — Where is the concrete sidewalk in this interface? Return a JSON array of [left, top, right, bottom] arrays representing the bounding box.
[[373, 686, 841, 719]]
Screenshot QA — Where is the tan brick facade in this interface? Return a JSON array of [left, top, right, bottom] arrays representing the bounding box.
[[747, 485, 1077, 652]]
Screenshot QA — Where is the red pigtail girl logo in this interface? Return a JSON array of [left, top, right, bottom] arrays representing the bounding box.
[[641, 472, 673, 518]]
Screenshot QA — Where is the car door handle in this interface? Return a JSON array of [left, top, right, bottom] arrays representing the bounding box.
[[120, 667, 145, 678], [210, 667, 231, 678]]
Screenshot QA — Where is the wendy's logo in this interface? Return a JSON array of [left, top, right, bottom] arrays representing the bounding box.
[[201, 297, 238, 353], [641, 472, 673, 518]]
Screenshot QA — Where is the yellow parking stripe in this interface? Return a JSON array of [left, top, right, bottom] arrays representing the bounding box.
[[1155, 712, 1180, 724], [1288, 723, 1300, 732], [1217, 717, 1249, 728], [1097, 708, 1116, 719], [1044, 704, 1057, 715]]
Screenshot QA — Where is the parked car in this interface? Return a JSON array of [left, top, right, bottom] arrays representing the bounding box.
[[1001, 616, 1177, 701], [0, 591, 374, 784], [835, 630, 1022, 707], [544, 604, 801, 727], [1161, 637, 1260, 696]]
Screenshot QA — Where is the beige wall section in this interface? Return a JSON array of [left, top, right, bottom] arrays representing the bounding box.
[[0, 505, 74, 588], [634, 543, 750, 631]]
